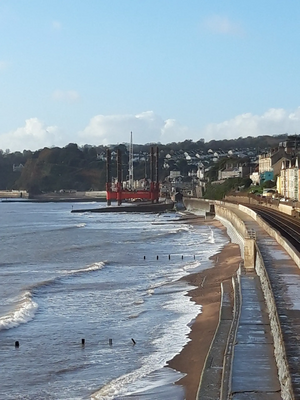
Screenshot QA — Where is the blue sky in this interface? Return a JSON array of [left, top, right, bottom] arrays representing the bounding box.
[[1, 0, 300, 151]]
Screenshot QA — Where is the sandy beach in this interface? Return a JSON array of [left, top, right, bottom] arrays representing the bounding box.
[[167, 218, 242, 400]]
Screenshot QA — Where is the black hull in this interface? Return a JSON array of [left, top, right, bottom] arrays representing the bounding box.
[[71, 202, 175, 213]]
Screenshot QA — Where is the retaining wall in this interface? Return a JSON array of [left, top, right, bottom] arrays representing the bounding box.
[[183, 197, 211, 213], [255, 245, 294, 400], [184, 197, 295, 398], [239, 204, 300, 268], [0, 190, 28, 198]]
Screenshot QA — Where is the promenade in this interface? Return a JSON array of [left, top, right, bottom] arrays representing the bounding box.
[[231, 205, 300, 399], [231, 272, 281, 399], [197, 203, 299, 399]]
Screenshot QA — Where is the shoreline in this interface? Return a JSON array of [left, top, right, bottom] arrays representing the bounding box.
[[167, 218, 242, 400]]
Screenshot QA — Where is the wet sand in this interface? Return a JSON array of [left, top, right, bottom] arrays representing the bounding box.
[[167, 218, 242, 400]]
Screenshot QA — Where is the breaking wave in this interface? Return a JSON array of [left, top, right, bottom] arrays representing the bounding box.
[[207, 228, 215, 243], [0, 261, 106, 331], [0, 291, 38, 331], [182, 260, 201, 271], [63, 261, 106, 275], [91, 288, 201, 400], [76, 223, 86, 228]]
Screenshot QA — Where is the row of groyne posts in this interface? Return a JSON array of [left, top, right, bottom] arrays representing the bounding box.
[[13, 338, 136, 348], [144, 254, 197, 260]]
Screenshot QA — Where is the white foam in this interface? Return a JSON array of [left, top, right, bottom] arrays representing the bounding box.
[[91, 290, 201, 400], [183, 260, 201, 271], [63, 261, 106, 275], [76, 223, 86, 228], [0, 291, 38, 331], [133, 298, 144, 305], [207, 227, 215, 243], [156, 224, 191, 236], [128, 310, 145, 319], [149, 280, 166, 290]]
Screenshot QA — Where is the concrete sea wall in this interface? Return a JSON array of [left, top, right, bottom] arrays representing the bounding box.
[[0, 190, 28, 199], [183, 197, 294, 399], [255, 245, 294, 399], [239, 204, 300, 268]]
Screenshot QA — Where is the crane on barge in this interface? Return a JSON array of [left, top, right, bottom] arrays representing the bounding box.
[[71, 141, 174, 213], [106, 144, 160, 206]]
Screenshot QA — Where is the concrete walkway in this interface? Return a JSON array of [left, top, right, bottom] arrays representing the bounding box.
[[228, 205, 300, 399], [231, 272, 281, 399], [197, 280, 234, 400], [196, 204, 300, 398]]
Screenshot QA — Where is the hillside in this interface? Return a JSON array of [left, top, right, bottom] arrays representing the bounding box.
[[0, 134, 289, 193]]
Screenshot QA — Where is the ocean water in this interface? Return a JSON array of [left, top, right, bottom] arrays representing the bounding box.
[[0, 202, 227, 400]]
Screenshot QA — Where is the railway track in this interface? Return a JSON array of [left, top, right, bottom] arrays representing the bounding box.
[[247, 205, 300, 251]]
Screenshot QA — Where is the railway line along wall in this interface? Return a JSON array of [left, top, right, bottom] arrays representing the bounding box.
[[239, 204, 300, 268], [183, 197, 295, 398]]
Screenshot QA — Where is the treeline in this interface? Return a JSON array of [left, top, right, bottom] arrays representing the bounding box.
[[0, 144, 106, 193], [0, 134, 289, 193]]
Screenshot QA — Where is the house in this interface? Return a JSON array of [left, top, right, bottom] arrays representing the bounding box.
[[259, 148, 292, 182], [279, 157, 299, 200], [13, 163, 24, 172], [218, 161, 250, 180]]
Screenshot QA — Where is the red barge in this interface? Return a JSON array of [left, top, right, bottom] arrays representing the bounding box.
[[71, 146, 174, 213]]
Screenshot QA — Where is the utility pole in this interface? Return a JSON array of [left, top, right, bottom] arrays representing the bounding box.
[[128, 131, 134, 190]]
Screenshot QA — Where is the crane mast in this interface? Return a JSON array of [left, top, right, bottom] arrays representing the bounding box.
[[128, 131, 134, 190]]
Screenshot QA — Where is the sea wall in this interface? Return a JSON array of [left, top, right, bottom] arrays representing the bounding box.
[[183, 198, 255, 269], [184, 197, 294, 398], [254, 244, 294, 399], [84, 191, 107, 198], [0, 190, 28, 198], [215, 205, 256, 271], [239, 204, 300, 268], [183, 197, 211, 213]]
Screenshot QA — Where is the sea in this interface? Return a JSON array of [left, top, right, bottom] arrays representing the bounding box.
[[0, 201, 228, 400]]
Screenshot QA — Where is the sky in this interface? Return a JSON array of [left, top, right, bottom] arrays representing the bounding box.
[[1, 0, 300, 152]]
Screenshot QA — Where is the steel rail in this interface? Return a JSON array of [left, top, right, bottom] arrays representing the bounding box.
[[247, 206, 300, 250]]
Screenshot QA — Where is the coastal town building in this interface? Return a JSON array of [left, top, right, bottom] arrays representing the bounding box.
[[218, 161, 251, 180], [278, 157, 299, 200], [259, 147, 292, 183]]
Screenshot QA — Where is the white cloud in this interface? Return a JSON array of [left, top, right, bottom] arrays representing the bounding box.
[[52, 20, 62, 31], [78, 111, 192, 145], [203, 15, 244, 36], [160, 118, 190, 142], [0, 118, 63, 152], [203, 107, 300, 140], [52, 90, 80, 102], [2, 108, 300, 152]]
